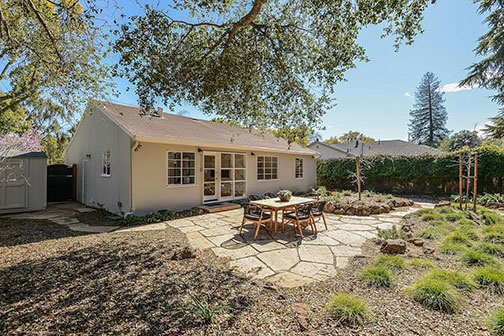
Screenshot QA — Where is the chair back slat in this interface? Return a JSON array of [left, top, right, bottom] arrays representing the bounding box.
[[263, 192, 278, 199], [296, 203, 313, 217], [314, 200, 326, 212], [243, 202, 262, 216], [247, 194, 263, 201]]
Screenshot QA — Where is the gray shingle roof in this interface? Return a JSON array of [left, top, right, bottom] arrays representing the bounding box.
[[97, 101, 318, 155], [326, 140, 441, 157]]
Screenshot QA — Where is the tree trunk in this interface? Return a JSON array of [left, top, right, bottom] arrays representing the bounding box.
[[428, 82, 433, 145]]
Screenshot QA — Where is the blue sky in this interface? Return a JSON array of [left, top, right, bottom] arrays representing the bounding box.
[[105, 0, 499, 141]]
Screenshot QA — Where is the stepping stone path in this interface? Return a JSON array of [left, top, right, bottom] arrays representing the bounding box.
[[171, 202, 435, 288]]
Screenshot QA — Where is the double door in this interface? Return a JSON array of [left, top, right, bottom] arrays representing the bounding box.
[[203, 152, 246, 202]]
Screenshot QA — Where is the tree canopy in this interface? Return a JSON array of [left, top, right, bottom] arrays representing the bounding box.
[[438, 129, 482, 152], [461, 0, 504, 139], [326, 131, 375, 144], [113, 0, 434, 143], [409, 72, 449, 147]]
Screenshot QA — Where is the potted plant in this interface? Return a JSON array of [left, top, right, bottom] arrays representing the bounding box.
[[278, 190, 292, 202]]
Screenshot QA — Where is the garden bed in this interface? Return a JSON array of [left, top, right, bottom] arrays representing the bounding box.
[[316, 188, 414, 216]]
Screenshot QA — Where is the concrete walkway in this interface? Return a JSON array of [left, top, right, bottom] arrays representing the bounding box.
[[168, 202, 435, 288]]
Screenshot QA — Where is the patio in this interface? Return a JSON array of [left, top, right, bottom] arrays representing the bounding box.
[[166, 202, 435, 288]]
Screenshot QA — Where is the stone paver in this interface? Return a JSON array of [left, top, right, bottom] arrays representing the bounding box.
[[49, 217, 80, 225], [67, 224, 119, 233], [172, 201, 436, 288], [115, 222, 166, 232]]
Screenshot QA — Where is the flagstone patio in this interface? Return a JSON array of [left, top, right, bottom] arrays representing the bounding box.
[[168, 202, 435, 288]]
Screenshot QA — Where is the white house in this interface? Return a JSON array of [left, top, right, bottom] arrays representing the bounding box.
[[65, 101, 319, 215]]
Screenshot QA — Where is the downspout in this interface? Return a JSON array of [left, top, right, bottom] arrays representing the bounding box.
[[128, 139, 140, 216]]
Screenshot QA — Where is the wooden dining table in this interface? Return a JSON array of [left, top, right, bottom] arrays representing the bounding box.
[[250, 196, 317, 233]]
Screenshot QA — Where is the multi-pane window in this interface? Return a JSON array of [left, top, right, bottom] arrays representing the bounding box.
[[295, 158, 304, 179], [167, 152, 195, 185], [257, 156, 278, 180], [102, 150, 111, 176]]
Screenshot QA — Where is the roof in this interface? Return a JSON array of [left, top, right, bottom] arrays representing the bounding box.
[[95, 101, 318, 155], [1, 150, 47, 158], [318, 140, 441, 157]]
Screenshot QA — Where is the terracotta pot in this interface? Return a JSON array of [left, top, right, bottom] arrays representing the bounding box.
[[279, 194, 292, 202]]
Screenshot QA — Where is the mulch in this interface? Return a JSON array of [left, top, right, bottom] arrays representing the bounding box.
[[0, 215, 499, 335]]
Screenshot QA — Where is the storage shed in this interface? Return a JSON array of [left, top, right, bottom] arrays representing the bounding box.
[[0, 151, 47, 214]]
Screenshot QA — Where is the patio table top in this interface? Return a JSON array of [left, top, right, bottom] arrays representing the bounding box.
[[250, 196, 316, 209]]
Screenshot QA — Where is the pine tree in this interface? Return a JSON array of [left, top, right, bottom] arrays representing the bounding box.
[[409, 72, 449, 147]]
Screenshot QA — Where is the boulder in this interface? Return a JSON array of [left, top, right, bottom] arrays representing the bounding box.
[[380, 239, 407, 254], [435, 200, 451, 208], [407, 238, 425, 247], [324, 202, 335, 213]]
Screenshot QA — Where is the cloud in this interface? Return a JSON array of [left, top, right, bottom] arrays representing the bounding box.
[[404, 92, 411, 97], [327, 125, 334, 129], [437, 82, 478, 93]]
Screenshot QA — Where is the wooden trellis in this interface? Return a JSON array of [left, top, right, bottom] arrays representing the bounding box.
[[458, 152, 479, 211]]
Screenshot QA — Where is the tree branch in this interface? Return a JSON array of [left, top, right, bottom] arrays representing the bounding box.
[[223, 0, 268, 50]]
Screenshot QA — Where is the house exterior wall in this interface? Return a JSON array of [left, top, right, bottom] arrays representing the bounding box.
[[131, 142, 316, 214], [65, 105, 131, 214], [0, 156, 47, 214], [308, 142, 350, 159]]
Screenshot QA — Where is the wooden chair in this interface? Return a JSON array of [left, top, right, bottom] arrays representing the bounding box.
[[281, 203, 315, 238], [240, 202, 273, 240], [263, 192, 278, 199], [247, 194, 263, 201], [311, 200, 327, 232]]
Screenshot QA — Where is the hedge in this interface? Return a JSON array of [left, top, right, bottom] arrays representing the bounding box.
[[317, 144, 504, 195]]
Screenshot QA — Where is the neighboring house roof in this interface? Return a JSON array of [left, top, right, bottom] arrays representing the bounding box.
[[1, 150, 47, 158], [314, 140, 441, 157], [96, 101, 318, 155]]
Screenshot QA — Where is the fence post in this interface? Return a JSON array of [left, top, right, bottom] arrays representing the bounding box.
[[473, 153, 478, 211]]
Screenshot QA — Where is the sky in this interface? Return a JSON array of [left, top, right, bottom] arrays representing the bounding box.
[[104, 0, 500, 141]]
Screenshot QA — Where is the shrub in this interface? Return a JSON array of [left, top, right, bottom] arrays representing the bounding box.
[[360, 265, 393, 288], [408, 278, 462, 313], [421, 213, 444, 222], [473, 267, 504, 295], [444, 212, 467, 222], [187, 293, 224, 324], [478, 243, 504, 258], [374, 255, 406, 271], [376, 226, 405, 242], [437, 242, 467, 255], [484, 232, 504, 245], [488, 307, 504, 336], [409, 258, 435, 269], [460, 249, 497, 267], [342, 190, 352, 196], [327, 293, 369, 325], [121, 210, 177, 226], [424, 269, 474, 291], [316, 186, 329, 198]]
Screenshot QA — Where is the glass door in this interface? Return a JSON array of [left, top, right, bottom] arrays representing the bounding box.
[[220, 153, 246, 200], [203, 154, 218, 202]]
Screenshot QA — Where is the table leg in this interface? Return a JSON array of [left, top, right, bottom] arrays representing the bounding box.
[[275, 210, 278, 233]]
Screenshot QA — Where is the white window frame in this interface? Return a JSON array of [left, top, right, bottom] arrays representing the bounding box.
[[101, 150, 111, 177], [295, 157, 304, 179], [166, 151, 196, 187], [256, 155, 279, 181]]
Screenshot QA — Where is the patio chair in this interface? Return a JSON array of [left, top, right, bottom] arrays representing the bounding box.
[[281, 203, 315, 238], [311, 200, 327, 231], [247, 194, 263, 201], [263, 192, 278, 199], [240, 202, 273, 240]]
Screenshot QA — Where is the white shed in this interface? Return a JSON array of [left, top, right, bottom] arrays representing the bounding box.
[[0, 151, 47, 214]]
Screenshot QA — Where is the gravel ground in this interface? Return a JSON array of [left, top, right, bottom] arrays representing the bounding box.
[[0, 215, 499, 335]]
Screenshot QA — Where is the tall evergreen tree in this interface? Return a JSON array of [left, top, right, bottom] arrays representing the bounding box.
[[408, 72, 449, 147]]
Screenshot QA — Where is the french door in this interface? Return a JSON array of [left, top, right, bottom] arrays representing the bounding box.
[[203, 152, 246, 203]]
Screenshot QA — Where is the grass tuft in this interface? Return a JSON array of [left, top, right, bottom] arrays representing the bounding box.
[[460, 249, 497, 267], [473, 267, 504, 295], [480, 209, 504, 226], [484, 232, 504, 245], [477, 242, 504, 258], [437, 242, 467, 255], [435, 206, 455, 214], [408, 258, 435, 269], [327, 293, 369, 325], [444, 212, 467, 222], [373, 255, 406, 271], [376, 226, 405, 242], [421, 213, 444, 222], [488, 307, 504, 336], [360, 265, 393, 288], [443, 231, 471, 246], [408, 278, 462, 313], [423, 269, 474, 291]]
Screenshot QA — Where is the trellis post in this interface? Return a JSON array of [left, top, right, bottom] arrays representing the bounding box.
[[473, 153, 478, 211]]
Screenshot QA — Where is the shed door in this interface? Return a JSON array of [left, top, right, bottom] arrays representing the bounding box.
[[0, 159, 27, 210]]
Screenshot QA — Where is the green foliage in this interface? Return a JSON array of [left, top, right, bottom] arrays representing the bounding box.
[[480, 210, 504, 226], [421, 213, 444, 222], [315, 186, 328, 198], [113, 1, 432, 143], [373, 255, 406, 271], [473, 267, 504, 295], [478, 243, 504, 258], [317, 144, 504, 194], [435, 206, 455, 214], [408, 258, 435, 269], [413, 208, 435, 216], [437, 242, 467, 255], [278, 190, 292, 198], [326, 131, 375, 144], [122, 210, 177, 226], [438, 130, 482, 152], [488, 307, 504, 336], [187, 293, 224, 324], [429, 219, 448, 226], [360, 265, 393, 288], [460, 249, 497, 267], [408, 278, 462, 313], [419, 225, 455, 240], [484, 233, 504, 245], [342, 190, 352, 196], [376, 226, 405, 242], [444, 212, 467, 222], [327, 293, 369, 325], [423, 269, 474, 291]]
